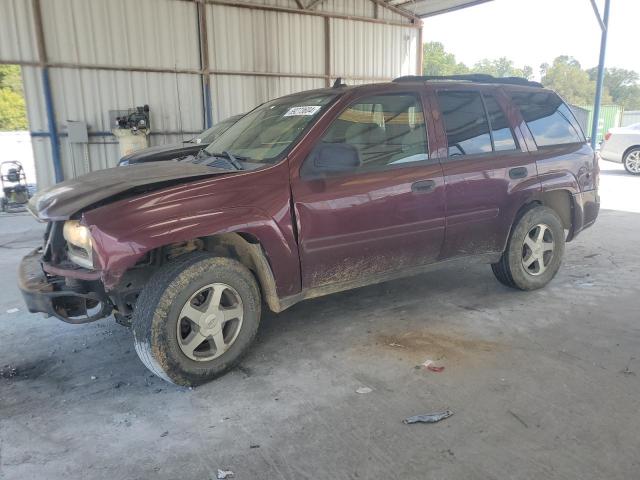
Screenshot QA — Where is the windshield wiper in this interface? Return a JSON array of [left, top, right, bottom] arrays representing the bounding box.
[[209, 151, 245, 170], [192, 149, 212, 162]]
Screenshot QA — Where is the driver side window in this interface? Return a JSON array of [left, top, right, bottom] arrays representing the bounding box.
[[319, 93, 429, 169]]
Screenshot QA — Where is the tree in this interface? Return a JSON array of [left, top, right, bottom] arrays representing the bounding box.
[[423, 43, 532, 80], [471, 57, 533, 79], [0, 65, 23, 92], [0, 64, 28, 131], [0, 88, 28, 130], [422, 41, 469, 76], [541, 56, 611, 105], [587, 67, 640, 110]]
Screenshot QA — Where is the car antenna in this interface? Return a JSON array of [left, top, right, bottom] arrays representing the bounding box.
[[332, 77, 347, 88]]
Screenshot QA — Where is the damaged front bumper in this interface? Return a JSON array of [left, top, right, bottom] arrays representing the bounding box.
[[18, 248, 113, 323]]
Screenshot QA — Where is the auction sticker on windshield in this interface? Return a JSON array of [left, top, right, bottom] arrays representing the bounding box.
[[284, 106, 321, 117]]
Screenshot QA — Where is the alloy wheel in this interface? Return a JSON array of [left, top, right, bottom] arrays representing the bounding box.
[[625, 150, 640, 174], [176, 283, 244, 361], [521, 223, 555, 276]]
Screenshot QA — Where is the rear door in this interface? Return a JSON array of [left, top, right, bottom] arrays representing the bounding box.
[[430, 86, 540, 259], [290, 90, 446, 290]]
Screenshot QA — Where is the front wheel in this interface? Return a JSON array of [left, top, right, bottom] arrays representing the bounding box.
[[132, 253, 261, 386], [492, 206, 565, 290], [623, 147, 640, 175]]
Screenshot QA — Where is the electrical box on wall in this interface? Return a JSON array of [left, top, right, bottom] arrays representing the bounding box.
[[67, 121, 88, 143]]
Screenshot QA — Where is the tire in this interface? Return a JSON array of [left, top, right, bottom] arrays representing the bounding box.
[[623, 147, 640, 175], [491, 206, 565, 291], [132, 253, 261, 386]]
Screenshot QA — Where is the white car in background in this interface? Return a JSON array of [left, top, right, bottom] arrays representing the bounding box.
[[600, 123, 640, 175]]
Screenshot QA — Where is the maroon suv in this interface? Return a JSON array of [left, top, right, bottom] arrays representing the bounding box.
[[19, 75, 599, 385]]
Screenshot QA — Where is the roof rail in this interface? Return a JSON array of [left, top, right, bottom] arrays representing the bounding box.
[[392, 74, 542, 88]]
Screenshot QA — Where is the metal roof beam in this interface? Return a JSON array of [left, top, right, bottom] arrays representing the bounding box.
[[370, 0, 421, 22], [589, 0, 606, 31]]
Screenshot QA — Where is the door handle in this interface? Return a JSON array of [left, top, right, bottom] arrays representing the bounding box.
[[509, 167, 528, 179], [411, 179, 436, 193]]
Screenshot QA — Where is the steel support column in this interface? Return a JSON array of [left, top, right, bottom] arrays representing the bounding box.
[[32, 0, 63, 183], [197, 0, 213, 128], [590, 0, 611, 149], [324, 16, 331, 87], [416, 24, 423, 75]]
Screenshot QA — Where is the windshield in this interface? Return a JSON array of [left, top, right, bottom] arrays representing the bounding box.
[[194, 115, 242, 144], [204, 92, 336, 163]]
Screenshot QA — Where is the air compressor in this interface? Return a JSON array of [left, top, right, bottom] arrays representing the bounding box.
[[111, 105, 151, 158]]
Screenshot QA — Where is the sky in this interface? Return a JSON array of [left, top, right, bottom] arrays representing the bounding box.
[[422, 0, 639, 80]]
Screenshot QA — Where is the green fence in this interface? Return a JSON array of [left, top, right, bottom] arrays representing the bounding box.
[[577, 104, 623, 143]]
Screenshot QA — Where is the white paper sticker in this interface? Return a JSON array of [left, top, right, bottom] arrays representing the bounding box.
[[284, 105, 321, 117]]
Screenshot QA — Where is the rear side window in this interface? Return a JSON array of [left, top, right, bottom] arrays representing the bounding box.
[[319, 94, 429, 168], [483, 95, 518, 151], [437, 91, 492, 157], [510, 91, 585, 147]]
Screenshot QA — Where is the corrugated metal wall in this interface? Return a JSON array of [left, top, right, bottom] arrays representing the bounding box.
[[577, 104, 623, 143], [0, 0, 420, 188]]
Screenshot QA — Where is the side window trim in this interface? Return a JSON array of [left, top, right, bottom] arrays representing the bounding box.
[[479, 92, 496, 152], [481, 91, 522, 152]]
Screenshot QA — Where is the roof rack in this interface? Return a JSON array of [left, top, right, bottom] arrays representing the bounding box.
[[392, 74, 542, 88]]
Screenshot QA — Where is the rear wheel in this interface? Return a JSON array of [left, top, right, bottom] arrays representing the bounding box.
[[623, 148, 640, 175], [132, 253, 261, 386], [492, 206, 565, 290]]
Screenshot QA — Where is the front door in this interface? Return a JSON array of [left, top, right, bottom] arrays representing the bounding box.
[[290, 92, 446, 290]]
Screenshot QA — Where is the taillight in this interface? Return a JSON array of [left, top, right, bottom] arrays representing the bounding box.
[[604, 132, 612, 141]]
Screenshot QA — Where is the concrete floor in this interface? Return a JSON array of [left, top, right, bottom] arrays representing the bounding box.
[[1, 161, 638, 480]]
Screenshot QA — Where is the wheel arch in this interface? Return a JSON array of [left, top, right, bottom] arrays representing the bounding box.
[[151, 232, 284, 313], [508, 189, 575, 245], [623, 145, 640, 161]]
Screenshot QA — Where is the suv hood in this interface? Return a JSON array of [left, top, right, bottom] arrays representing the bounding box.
[[29, 161, 230, 221], [118, 142, 205, 165]]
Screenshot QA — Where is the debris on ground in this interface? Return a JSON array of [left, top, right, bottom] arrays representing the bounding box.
[[403, 410, 453, 425], [249, 444, 260, 449], [507, 410, 529, 428], [160, 431, 169, 437], [217, 469, 234, 479], [356, 386, 372, 394], [0, 365, 17, 378], [91, 375, 97, 380], [621, 357, 636, 376], [6, 308, 19, 314], [422, 359, 445, 372], [388, 342, 405, 348]]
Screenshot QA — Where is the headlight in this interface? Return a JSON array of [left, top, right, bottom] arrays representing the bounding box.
[[63, 220, 94, 269]]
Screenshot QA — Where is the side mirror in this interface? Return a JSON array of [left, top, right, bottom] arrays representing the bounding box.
[[301, 143, 362, 178]]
